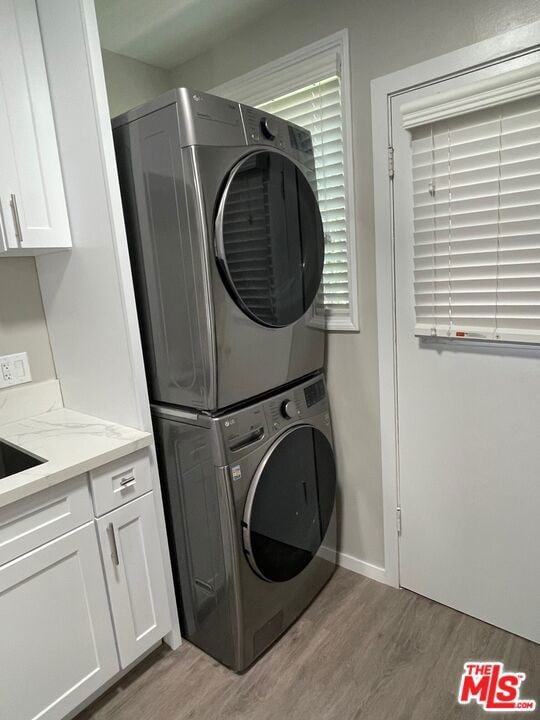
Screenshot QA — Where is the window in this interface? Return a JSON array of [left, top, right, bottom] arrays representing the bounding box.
[[212, 31, 358, 331], [402, 63, 540, 344]]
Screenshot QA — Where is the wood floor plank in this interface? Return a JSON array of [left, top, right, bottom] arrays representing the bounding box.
[[76, 569, 539, 720]]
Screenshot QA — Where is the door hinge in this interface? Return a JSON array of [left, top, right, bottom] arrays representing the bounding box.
[[396, 506, 402, 535], [388, 145, 395, 179]]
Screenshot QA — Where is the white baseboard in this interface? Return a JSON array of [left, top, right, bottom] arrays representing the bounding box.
[[336, 551, 388, 585], [320, 546, 389, 585]]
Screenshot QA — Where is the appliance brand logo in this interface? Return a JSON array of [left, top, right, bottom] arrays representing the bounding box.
[[458, 662, 536, 712]]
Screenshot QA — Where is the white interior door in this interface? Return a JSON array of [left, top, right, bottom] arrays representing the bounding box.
[[392, 52, 540, 643]]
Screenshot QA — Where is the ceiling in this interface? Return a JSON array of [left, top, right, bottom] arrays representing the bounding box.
[[95, 0, 291, 70]]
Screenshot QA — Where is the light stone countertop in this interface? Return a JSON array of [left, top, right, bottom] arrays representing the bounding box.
[[0, 408, 152, 509]]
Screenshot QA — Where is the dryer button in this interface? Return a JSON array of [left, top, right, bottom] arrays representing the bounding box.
[[281, 399, 299, 419], [260, 116, 278, 140]]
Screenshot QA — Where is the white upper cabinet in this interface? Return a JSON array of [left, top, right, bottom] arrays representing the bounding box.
[[0, 0, 71, 254]]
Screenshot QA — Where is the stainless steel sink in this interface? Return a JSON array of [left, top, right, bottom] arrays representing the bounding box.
[[0, 439, 45, 479]]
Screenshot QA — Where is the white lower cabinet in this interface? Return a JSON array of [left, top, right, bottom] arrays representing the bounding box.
[[0, 522, 119, 720], [0, 459, 172, 719], [97, 492, 170, 668]]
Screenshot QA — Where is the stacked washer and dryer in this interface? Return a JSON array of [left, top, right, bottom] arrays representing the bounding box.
[[113, 88, 337, 672]]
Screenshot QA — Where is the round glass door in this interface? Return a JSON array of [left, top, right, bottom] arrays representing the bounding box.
[[243, 425, 336, 582], [215, 151, 324, 328]]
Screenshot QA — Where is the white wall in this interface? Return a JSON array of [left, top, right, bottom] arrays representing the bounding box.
[[170, 0, 540, 571], [0, 55, 165, 409], [36, 1, 145, 429], [35, 0, 181, 648], [0, 52, 167, 404], [101, 49, 172, 117], [0, 258, 55, 388]]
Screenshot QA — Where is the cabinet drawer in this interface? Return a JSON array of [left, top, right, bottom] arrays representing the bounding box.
[[90, 450, 152, 516], [0, 476, 93, 566]]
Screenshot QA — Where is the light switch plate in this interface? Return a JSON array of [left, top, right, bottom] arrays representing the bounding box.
[[0, 352, 32, 389]]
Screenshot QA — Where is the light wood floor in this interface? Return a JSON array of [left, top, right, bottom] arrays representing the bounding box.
[[77, 569, 539, 720]]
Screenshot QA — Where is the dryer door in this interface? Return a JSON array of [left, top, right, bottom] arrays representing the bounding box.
[[243, 425, 336, 582], [215, 150, 324, 327]]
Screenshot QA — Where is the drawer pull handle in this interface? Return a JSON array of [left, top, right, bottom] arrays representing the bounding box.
[[194, 578, 214, 594], [108, 523, 120, 567], [119, 475, 135, 489], [0, 199, 7, 249], [10, 194, 23, 245]]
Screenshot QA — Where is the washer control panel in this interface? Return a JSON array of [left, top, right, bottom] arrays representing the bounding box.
[[264, 376, 327, 435], [218, 375, 328, 457], [304, 378, 325, 408]]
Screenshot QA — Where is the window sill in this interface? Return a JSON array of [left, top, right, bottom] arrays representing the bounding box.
[[308, 313, 359, 332]]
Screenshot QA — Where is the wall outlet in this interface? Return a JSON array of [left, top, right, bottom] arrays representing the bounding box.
[[0, 353, 32, 389]]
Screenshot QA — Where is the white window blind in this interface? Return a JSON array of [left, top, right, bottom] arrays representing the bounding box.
[[258, 77, 349, 320], [409, 93, 540, 344], [211, 31, 357, 330]]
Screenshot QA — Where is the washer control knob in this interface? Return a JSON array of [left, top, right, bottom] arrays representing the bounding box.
[[260, 116, 278, 140], [281, 399, 299, 419]]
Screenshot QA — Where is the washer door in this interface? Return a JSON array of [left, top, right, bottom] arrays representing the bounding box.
[[243, 425, 336, 582], [215, 150, 324, 328]]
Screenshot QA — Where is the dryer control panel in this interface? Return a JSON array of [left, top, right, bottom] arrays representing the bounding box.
[[240, 104, 315, 167]]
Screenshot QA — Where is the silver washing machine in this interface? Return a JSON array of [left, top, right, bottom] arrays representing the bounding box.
[[152, 372, 337, 672], [113, 87, 325, 412]]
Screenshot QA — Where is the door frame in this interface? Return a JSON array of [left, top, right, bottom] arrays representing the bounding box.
[[371, 20, 540, 589]]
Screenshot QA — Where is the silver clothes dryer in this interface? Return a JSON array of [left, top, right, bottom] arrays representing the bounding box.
[[113, 88, 326, 412], [152, 373, 337, 672]]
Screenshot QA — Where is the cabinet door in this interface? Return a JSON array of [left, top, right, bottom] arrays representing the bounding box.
[[0, 522, 119, 720], [97, 492, 170, 668], [0, 0, 71, 253]]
